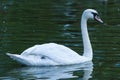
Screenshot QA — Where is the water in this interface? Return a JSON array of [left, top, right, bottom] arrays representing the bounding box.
[[0, 0, 120, 80]]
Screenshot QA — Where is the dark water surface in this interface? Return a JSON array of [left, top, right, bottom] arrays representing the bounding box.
[[0, 0, 120, 80]]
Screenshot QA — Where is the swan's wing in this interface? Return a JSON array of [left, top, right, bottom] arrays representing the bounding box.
[[21, 43, 83, 64], [6, 53, 59, 66]]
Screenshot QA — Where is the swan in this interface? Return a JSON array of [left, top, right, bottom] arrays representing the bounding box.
[[6, 9, 103, 66]]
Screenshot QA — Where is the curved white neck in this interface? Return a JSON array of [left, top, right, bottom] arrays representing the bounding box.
[[81, 15, 93, 59]]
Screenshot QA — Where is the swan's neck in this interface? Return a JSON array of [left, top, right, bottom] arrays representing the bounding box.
[[81, 16, 93, 59]]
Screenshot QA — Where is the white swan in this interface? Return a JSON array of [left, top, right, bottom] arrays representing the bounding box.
[[6, 9, 103, 66]]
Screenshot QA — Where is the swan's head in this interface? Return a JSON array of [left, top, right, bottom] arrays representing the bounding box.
[[82, 9, 103, 23]]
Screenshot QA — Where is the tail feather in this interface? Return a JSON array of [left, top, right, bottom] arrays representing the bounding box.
[[6, 53, 31, 66]]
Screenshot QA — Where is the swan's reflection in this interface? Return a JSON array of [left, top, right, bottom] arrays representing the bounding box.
[[9, 61, 93, 80]]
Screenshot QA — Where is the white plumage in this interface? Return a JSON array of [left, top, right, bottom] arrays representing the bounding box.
[[6, 9, 103, 66]]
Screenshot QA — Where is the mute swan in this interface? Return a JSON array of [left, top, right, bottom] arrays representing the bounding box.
[[6, 9, 103, 66]]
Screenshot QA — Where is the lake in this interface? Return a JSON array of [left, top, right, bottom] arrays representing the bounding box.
[[0, 0, 120, 80]]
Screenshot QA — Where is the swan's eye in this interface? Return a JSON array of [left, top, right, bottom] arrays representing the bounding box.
[[91, 12, 99, 18], [41, 56, 46, 59]]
